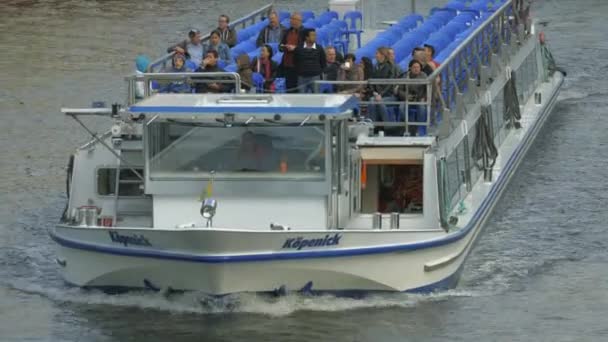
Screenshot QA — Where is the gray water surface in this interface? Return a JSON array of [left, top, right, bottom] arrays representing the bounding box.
[[1, 0, 607, 341]]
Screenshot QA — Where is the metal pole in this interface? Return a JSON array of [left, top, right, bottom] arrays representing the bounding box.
[[411, 0, 417, 13]]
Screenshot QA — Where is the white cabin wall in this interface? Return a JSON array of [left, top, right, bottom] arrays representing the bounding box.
[[423, 153, 440, 229], [153, 196, 327, 230]]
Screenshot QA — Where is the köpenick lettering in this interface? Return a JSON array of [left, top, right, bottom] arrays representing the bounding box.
[[108, 231, 152, 247], [282, 234, 342, 250]]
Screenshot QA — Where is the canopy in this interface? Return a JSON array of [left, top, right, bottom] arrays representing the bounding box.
[[129, 94, 359, 117]]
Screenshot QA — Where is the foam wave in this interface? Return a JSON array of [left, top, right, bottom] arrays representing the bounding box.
[[6, 280, 479, 317]]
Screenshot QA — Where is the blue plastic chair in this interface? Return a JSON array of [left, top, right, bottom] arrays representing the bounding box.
[[252, 72, 265, 92], [186, 60, 198, 71], [343, 10, 363, 49], [278, 11, 290, 22], [319, 10, 339, 25], [300, 10, 315, 22], [224, 63, 238, 73]]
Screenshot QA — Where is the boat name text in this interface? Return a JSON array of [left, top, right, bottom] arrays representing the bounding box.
[[282, 234, 342, 250], [108, 231, 152, 247]]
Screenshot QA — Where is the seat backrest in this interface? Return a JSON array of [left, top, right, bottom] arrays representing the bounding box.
[[300, 10, 315, 22], [343, 10, 363, 30]]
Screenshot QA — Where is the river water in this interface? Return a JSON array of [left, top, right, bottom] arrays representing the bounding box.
[[1, 0, 607, 341]]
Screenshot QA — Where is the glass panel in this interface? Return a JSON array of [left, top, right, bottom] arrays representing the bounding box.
[[97, 168, 144, 196], [147, 122, 326, 179]]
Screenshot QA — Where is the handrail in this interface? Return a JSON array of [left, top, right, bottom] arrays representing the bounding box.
[[126, 72, 243, 104], [147, 3, 274, 73], [429, 0, 513, 79]]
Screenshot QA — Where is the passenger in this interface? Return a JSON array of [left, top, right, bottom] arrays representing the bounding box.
[[366, 47, 396, 122], [323, 47, 341, 82], [166, 28, 204, 65], [361, 57, 374, 81], [256, 11, 286, 47], [337, 53, 364, 95], [251, 45, 279, 92], [412, 47, 434, 76], [396, 60, 428, 136], [423, 44, 440, 69], [216, 14, 237, 48], [387, 48, 403, 77], [204, 30, 231, 64], [294, 28, 327, 93], [279, 12, 304, 93], [194, 50, 227, 93], [236, 54, 254, 92], [134, 54, 150, 99], [159, 53, 192, 93], [236, 133, 279, 171]]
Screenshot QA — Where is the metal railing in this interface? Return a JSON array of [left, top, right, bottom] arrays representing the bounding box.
[[126, 72, 243, 105], [147, 3, 274, 73], [313, 0, 523, 138]]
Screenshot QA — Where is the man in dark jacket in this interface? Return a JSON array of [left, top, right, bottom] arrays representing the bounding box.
[[323, 47, 341, 82], [294, 29, 327, 93], [217, 14, 237, 48], [279, 12, 304, 93], [194, 50, 228, 93], [256, 11, 285, 47]]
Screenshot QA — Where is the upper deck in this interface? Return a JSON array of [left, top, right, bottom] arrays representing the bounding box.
[[126, 0, 540, 141]]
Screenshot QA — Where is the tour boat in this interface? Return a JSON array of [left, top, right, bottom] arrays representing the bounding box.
[[51, 0, 564, 295]]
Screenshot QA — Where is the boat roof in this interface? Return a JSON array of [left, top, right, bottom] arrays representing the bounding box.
[[129, 94, 359, 116]]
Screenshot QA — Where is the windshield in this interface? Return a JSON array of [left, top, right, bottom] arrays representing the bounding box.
[[147, 122, 326, 179]]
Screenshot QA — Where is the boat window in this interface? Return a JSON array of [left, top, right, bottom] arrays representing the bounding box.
[[147, 122, 326, 179], [97, 168, 144, 196]]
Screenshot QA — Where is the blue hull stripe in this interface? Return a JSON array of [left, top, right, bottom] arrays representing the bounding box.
[[52, 80, 562, 264]]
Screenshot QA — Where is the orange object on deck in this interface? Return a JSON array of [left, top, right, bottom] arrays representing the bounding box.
[[280, 160, 288, 173], [361, 161, 367, 190]]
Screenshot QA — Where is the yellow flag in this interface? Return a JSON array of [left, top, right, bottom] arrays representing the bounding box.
[[199, 179, 213, 201]]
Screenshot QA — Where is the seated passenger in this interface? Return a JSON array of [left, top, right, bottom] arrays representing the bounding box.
[[204, 30, 231, 64], [251, 45, 278, 92], [323, 47, 341, 83], [166, 29, 205, 66], [396, 60, 428, 136], [194, 50, 228, 93], [337, 53, 364, 95], [424, 44, 440, 69], [294, 28, 327, 93], [256, 11, 286, 47], [412, 47, 434, 76], [387, 48, 403, 77], [367, 47, 397, 122], [236, 54, 254, 92], [159, 53, 192, 93], [216, 14, 237, 48]]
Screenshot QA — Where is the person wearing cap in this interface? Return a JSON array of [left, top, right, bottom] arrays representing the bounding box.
[[166, 29, 204, 66], [216, 14, 237, 48]]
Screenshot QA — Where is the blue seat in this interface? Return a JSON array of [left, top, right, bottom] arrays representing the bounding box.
[[278, 11, 290, 22], [267, 42, 279, 54], [274, 77, 286, 93], [303, 19, 317, 29], [319, 83, 334, 93], [236, 29, 251, 44], [319, 10, 339, 25], [224, 63, 238, 73], [343, 10, 363, 49], [281, 18, 291, 28], [300, 10, 315, 22], [252, 72, 265, 92], [186, 60, 198, 71], [272, 51, 283, 64], [217, 59, 227, 69]]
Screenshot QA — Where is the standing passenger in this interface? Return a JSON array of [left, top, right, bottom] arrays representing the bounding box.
[[216, 14, 237, 48], [279, 12, 304, 93], [294, 29, 327, 93], [256, 11, 285, 47]]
